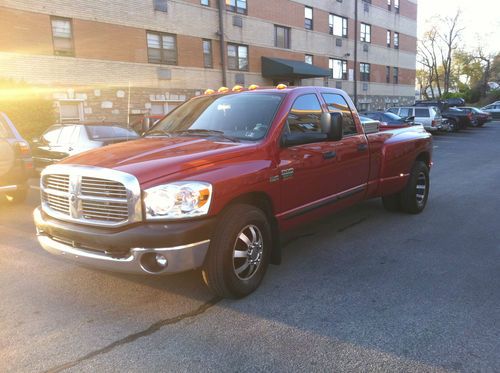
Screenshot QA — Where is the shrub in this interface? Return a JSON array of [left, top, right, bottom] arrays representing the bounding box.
[[0, 79, 56, 140]]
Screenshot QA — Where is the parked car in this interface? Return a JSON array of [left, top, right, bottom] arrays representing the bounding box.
[[414, 101, 472, 130], [480, 103, 500, 119], [360, 111, 414, 130], [129, 114, 164, 134], [34, 86, 433, 298], [386, 106, 447, 132], [457, 107, 492, 127], [0, 112, 32, 203], [32, 122, 139, 171]]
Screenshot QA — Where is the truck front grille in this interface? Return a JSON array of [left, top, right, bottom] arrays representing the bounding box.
[[40, 165, 142, 227]]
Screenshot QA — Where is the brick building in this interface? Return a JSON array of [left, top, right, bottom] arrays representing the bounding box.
[[0, 0, 417, 123]]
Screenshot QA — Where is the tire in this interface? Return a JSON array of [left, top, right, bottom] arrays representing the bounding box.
[[400, 161, 430, 214], [202, 204, 271, 298], [4, 186, 28, 204], [448, 119, 459, 132], [382, 194, 401, 212]]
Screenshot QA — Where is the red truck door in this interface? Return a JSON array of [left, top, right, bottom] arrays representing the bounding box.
[[277, 93, 370, 220], [320, 92, 370, 197]]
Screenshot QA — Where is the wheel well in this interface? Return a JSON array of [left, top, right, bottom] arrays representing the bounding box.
[[225, 192, 281, 265], [416, 152, 430, 167]]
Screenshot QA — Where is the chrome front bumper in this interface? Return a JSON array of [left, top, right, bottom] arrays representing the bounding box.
[[36, 234, 210, 275]]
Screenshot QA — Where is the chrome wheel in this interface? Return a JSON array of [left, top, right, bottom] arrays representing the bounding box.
[[416, 172, 427, 205], [232, 224, 264, 281]]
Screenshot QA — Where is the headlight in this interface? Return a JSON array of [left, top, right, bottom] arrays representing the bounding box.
[[143, 182, 212, 220]]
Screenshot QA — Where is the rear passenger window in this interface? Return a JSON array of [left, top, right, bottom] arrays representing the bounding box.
[[321, 93, 357, 136], [415, 108, 430, 117], [287, 94, 323, 134]]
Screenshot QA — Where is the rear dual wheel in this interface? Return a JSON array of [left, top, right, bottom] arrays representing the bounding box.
[[382, 161, 429, 214]]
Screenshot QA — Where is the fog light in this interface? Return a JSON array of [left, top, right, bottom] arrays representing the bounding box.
[[140, 252, 168, 273], [155, 254, 168, 267]]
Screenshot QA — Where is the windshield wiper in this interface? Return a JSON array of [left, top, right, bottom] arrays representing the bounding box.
[[172, 129, 240, 142]]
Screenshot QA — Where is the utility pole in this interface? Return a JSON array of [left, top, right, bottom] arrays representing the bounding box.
[[217, 0, 227, 87], [353, 0, 358, 107]]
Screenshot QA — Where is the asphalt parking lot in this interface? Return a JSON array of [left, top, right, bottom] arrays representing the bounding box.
[[1, 123, 499, 372]]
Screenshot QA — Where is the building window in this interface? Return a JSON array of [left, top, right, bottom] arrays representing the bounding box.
[[153, 0, 168, 12], [360, 63, 370, 81], [329, 14, 348, 38], [362, 0, 372, 3], [394, 32, 399, 49], [394, 0, 400, 13], [386, 66, 391, 83], [329, 58, 348, 80], [51, 17, 74, 56], [393, 67, 399, 84], [147, 32, 177, 65], [387, 0, 391, 11], [59, 101, 83, 121], [304, 6, 313, 30], [305, 54, 313, 65], [227, 44, 248, 71], [201, 0, 209, 5], [275, 25, 291, 49], [226, 0, 247, 14], [360, 23, 371, 43], [202, 39, 213, 68], [386, 30, 391, 47]]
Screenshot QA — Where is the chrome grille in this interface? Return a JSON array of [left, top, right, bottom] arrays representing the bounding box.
[[43, 174, 70, 192], [81, 177, 128, 199], [40, 165, 142, 227]]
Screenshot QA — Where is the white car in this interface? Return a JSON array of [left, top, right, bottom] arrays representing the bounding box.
[[480, 103, 500, 119]]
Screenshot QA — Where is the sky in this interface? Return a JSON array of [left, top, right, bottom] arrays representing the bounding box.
[[417, 0, 500, 54]]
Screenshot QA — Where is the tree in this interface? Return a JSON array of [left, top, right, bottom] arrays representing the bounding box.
[[438, 10, 464, 94], [0, 79, 56, 139]]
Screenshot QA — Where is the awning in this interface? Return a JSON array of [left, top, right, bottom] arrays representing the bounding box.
[[261, 57, 330, 79]]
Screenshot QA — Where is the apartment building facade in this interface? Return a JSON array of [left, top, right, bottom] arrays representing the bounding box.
[[0, 0, 417, 123]]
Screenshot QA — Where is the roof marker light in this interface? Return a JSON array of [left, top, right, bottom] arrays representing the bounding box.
[[204, 89, 215, 95], [248, 84, 260, 90], [232, 85, 244, 92], [276, 83, 287, 90], [218, 86, 229, 93]]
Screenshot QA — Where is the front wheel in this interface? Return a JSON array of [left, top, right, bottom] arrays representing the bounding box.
[[202, 204, 271, 298]]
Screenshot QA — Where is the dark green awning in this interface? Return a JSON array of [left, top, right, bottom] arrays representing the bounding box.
[[261, 57, 330, 79]]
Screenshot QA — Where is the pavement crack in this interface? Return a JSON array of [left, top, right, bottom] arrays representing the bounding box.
[[337, 217, 368, 232], [44, 296, 221, 373]]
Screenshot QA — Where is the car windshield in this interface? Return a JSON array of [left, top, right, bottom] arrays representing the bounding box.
[[147, 93, 285, 141], [382, 112, 403, 122], [86, 125, 139, 140]]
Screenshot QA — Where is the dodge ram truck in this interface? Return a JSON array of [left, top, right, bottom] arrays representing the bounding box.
[[34, 86, 432, 298]]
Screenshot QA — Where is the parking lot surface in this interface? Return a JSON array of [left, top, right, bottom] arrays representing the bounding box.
[[1, 124, 499, 372]]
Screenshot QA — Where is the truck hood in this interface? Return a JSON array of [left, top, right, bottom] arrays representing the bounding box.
[[59, 137, 255, 184]]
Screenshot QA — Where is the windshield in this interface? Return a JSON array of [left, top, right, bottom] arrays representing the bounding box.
[[86, 126, 139, 140], [382, 112, 403, 122], [147, 93, 284, 141]]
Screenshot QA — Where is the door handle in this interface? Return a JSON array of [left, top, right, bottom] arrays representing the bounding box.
[[323, 151, 336, 159], [357, 143, 368, 152]]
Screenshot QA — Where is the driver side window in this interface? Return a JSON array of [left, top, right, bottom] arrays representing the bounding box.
[[287, 94, 322, 134]]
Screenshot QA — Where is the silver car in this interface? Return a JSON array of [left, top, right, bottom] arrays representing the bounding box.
[[480, 103, 500, 119], [386, 106, 447, 132]]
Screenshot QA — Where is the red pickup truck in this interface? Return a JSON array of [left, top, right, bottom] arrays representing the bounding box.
[[34, 86, 432, 298]]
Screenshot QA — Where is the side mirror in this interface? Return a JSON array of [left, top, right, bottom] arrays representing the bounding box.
[[320, 112, 342, 141], [328, 112, 343, 141], [404, 116, 415, 122]]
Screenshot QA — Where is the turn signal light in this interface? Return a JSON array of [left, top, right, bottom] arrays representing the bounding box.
[[218, 86, 229, 93], [232, 85, 244, 92], [204, 89, 215, 95], [248, 84, 260, 90], [276, 83, 287, 90]]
